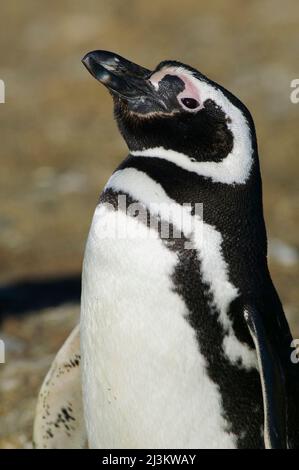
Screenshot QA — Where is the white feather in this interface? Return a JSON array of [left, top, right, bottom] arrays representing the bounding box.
[[81, 208, 237, 449]]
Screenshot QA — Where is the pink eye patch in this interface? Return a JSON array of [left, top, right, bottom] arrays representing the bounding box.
[[149, 68, 203, 111]]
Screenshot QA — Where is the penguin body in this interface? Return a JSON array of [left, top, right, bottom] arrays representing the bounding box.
[[34, 51, 299, 449], [81, 173, 253, 449]]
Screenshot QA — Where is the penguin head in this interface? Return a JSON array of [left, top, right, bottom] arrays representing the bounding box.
[[82, 51, 256, 171]]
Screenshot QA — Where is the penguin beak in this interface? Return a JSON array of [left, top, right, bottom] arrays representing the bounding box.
[[82, 50, 153, 101]]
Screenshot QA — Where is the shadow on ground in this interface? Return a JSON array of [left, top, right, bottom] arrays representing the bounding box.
[[0, 275, 81, 318]]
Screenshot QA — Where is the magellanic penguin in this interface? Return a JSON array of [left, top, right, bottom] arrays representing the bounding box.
[[34, 51, 299, 449]]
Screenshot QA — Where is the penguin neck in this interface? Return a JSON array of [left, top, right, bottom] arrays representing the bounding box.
[[118, 149, 268, 270], [130, 145, 253, 185]]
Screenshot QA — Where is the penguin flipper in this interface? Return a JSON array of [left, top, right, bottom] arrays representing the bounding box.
[[33, 324, 87, 448], [244, 305, 287, 449]]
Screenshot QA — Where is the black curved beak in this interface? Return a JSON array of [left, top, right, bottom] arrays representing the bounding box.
[[82, 50, 153, 101]]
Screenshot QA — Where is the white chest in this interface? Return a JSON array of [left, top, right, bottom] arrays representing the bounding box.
[[80, 206, 237, 449]]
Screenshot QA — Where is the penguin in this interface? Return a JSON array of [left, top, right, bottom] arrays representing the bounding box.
[[34, 51, 299, 449]]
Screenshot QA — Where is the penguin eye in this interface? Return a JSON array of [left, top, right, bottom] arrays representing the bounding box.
[[180, 97, 200, 110]]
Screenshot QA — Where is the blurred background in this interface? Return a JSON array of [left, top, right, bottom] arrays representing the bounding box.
[[0, 0, 298, 448]]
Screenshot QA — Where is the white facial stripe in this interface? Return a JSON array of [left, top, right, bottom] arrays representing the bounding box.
[[106, 167, 258, 370], [131, 145, 252, 185], [136, 66, 253, 185]]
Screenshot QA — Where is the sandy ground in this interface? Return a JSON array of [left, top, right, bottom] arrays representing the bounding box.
[[0, 0, 298, 448]]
